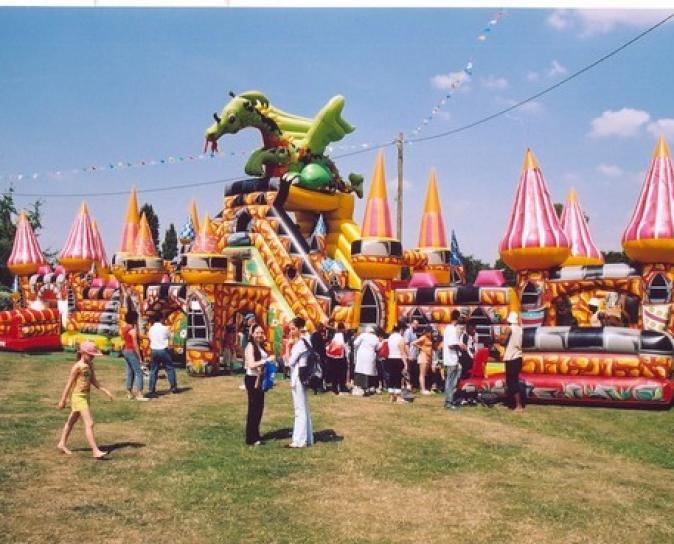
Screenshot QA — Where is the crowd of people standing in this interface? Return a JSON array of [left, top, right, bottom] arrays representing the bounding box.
[[56, 307, 524, 455]]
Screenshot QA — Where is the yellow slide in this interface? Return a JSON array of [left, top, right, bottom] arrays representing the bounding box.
[[284, 185, 363, 290]]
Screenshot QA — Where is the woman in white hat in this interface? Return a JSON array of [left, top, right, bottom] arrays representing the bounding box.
[[503, 312, 524, 412], [57, 340, 114, 458]]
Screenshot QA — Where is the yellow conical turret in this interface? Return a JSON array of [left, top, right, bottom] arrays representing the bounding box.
[[190, 199, 200, 235], [119, 188, 140, 253], [415, 169, 452, 282], [352, 151, 402, 280], [361, 151, 393, 239], [418, 169, 448, 249], [182, 213, 228, 284], [134, 213, 157, 257]]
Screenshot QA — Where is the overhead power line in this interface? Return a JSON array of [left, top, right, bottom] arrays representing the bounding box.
[[406, 11, 674, 145], [12, 11, 674, 199]]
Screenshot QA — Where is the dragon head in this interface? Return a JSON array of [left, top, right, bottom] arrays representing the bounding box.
[[204, 91, 269, 153]]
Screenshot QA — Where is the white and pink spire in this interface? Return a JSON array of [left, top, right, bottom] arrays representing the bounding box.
[[91, 219, 109, 269], [560, 188, 603, 266], [59, 202, 100, 272], [622, 137, 674, 263], [499, 148, 570, 271], [8, 211, 46, 276]]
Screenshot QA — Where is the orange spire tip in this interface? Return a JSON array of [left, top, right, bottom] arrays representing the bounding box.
[[522, 148, 540, 172], [367, 151, 388, 200], [125, 188, 140, 225], [654, 136, 671, 159], [190, 200, 200, 233], [566, 187, 578, 202]]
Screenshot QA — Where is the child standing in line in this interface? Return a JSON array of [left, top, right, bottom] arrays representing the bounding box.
[[57, 340, 113, 458]]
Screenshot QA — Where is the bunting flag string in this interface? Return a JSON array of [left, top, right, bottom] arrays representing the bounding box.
[[0, 149, 249, 184], [409, 9, 506, 139]]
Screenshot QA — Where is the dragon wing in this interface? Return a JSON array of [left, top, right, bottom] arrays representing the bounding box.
[[303, 96, 355, 155]]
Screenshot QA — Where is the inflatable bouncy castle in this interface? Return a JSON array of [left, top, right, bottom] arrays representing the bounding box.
[[459, 140, 674, 406], [4, 89, 673, 407]]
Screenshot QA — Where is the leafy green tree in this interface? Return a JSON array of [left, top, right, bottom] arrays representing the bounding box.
[[554, 201, 589, 223], [139, 203, 160, 253], [492, 257, 517, 286], [602, 250, 631, 264], [461, 254, 491, 284], [162, 223, 178, 260], [0, 187, 45, 287]]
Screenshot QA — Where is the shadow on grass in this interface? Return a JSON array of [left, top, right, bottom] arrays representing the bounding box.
[[261, 428, 343, 443], [72, 441, 146, 453], [153, 387, 193, 397]]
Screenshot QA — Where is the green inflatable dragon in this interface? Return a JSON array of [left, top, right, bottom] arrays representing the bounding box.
[[204, 91, 364, 198]]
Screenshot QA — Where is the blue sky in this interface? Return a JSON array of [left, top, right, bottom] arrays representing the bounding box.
[[1, 8, 673, 262]]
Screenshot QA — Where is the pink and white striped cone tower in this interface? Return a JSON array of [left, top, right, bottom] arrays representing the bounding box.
[[499, 148, 570, 272], [91, 219, 110, 273], [559, 188, 603, 267], [59, 202, 100, 273], [8, 211, 47, 277], [622, 137, 674, 264]]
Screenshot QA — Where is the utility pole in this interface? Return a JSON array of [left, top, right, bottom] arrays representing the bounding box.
[[396, 132, 404, 241]]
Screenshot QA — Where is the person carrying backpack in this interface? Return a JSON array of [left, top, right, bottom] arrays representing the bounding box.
[[286, 317, 314, 448]]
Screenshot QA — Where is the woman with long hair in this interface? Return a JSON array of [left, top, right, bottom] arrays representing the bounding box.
[[244, 324, 272, 445], [286, 317, 314, 448]]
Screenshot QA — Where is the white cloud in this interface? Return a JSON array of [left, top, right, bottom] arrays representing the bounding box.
[[647, 118, 674, 140], [431, 70, 471, 91], [547, 9, 671, 36], [596, 163, 624, 177], [525, 70, 540, 83], [547, 60, 567, 77], [526, 60, 567, 84], [481, 75, 509, 90], [436, 111, 451, 121], [546, 9, 571, 30], [589, 108, 651, 138]]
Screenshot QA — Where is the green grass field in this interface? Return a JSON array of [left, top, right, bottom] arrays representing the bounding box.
[[1, 352, 674, 544]]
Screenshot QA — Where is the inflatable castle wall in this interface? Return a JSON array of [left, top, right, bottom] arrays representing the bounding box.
[[460, 139, 674, 406]]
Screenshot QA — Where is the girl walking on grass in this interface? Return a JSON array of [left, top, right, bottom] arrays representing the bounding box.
[[57, 340, 113, 458]]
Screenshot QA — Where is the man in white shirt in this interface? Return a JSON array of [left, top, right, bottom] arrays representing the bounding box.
[[503, 311, 524, 412], [147, 314, 178, 397], [442, 310, 465, 410]]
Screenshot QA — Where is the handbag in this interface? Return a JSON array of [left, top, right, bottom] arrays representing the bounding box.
[[298, 339, 324, 388]]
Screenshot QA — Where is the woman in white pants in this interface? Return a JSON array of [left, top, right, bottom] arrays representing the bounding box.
[[286, 317, 314, 448]]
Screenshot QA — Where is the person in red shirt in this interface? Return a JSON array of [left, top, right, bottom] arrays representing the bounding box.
[[121, 311, 148, 401]]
